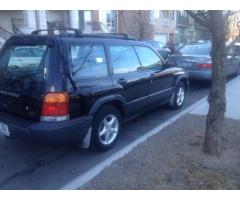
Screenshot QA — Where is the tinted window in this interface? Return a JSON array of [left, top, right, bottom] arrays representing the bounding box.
[[178, 44, 211, 55], [70, 44, 108, 79], [0, 45, 48, 92], [7, 46, 47, 69], [233, 45, 240, 55], [32, 48, 45, 57], [135, 46, 162, 70], [11, 48, 32, 57], [109, 46, 141, 74]]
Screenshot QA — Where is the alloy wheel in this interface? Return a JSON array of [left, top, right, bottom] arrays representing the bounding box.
[[176, 87, 185, 106], [98, 114, 119, 145]]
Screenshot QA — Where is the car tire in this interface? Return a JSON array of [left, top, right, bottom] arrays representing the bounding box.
[[169, 81, 186, 109], [91, 105, 122, 152]]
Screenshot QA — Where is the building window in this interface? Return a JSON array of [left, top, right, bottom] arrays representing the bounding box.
[[84, 11, 92, 31], [106, 11, 117, 32], [162, 11, 170, 19], [170, 11, 175, 21]]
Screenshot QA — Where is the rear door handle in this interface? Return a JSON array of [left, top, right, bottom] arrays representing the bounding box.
[[117, 78, 128, 85]]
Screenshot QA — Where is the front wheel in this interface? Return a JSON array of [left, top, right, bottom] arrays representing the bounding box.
[[169, 82, 186, 109], [91, 105, 122, 152]]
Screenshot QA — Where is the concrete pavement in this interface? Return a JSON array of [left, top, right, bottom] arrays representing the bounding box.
[[190, 76, 240, 120]]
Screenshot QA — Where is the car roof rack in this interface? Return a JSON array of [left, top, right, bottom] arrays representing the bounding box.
[[30, 29, 136, 40], [31, 28, 82, 35], [75, 33, 136, 40]]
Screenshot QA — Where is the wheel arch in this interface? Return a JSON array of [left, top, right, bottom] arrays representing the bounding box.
[[89, 94, 126, 116], [175, 75, 189, 91]]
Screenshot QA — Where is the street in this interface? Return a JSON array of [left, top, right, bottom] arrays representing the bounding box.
[[0, 79, 214, 189]]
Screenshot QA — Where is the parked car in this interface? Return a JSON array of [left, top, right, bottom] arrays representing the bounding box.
[[0, 41, 4, 51], [143, 40, 171, 60], [233, 42, 240, 55], [167, 42, 240, 80], [0, 30, 188, 152]]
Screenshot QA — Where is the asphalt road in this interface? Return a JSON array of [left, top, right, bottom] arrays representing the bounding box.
[[0, 80, 211, 189]]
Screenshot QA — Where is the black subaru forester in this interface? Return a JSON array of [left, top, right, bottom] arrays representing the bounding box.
[[0, 29, 188, 152]]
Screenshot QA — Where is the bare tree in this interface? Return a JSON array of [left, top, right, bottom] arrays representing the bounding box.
[[186, 10, 240, 155], [118, 10, 154, 40]]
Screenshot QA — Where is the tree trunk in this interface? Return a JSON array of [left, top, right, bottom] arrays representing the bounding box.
[[204, 11, 226, 155]]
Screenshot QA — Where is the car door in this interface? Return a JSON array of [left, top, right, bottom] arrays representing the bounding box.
[[135, 45, 175, 105], [108, 45, 149, 116], [66, 42, 114, 118]]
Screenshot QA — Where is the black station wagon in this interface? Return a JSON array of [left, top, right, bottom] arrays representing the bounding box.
[[0, 29, 188, 152]]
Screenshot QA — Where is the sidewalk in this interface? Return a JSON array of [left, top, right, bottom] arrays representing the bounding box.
[[190, 76, 240, 120], [82, 77, 240, 190]]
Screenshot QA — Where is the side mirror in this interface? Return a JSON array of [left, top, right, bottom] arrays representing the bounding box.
[[162, 59, 169, 68]]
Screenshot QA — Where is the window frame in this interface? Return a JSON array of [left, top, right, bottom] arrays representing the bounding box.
[[67, 42, 110, 80], [134, 45, 163, 71], [108, 44, 144, 75]]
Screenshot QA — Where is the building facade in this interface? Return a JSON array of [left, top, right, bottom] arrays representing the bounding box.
[[0, 10, 118, 45], [0, 10, 213, 48], [117, 10, 154, 40], [152, 10, 177, 45], [151, 10, 211, 45], [175, 11, 211, 44]]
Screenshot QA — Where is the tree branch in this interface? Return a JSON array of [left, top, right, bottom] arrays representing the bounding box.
[[185, 10, 210, 28], [226, 34, 240, 51], [224, 10, 233, 21], [226, 18, 240, 51]]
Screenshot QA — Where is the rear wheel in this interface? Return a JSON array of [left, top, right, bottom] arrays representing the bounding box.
[[91, 105, 122, 152], [170, 82, 186, 109]]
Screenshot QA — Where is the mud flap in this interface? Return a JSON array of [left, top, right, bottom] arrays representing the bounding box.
[[80, 127, 92, 149], [169, 90, 175, 106]]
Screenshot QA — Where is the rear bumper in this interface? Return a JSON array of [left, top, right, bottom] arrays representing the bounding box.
[[0, 111, 92, 143], [187, 70, 212, 80]]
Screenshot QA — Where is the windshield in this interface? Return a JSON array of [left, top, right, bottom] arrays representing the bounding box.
[[0, 44, 48, 92], [178, 44, 211, 55]]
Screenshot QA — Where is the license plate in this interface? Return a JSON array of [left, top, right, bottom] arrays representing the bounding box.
[[0, 122, 10, 137]]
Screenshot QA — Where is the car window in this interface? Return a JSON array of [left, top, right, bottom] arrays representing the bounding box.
[[32, 48, 45, 57], [6, 46, 47, 69], [233, 45, 240, 55], [135, 46, 163, 70], [178, 44, 211, 55], [0, 45, 48, 92], [69, 44, 108, 79], [109, 45, 141, 74], [11, 48, 32, 57]]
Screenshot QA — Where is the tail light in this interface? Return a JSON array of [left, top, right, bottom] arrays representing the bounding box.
[[41, 92, 69, 122], [197, 63, 212, 69]]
